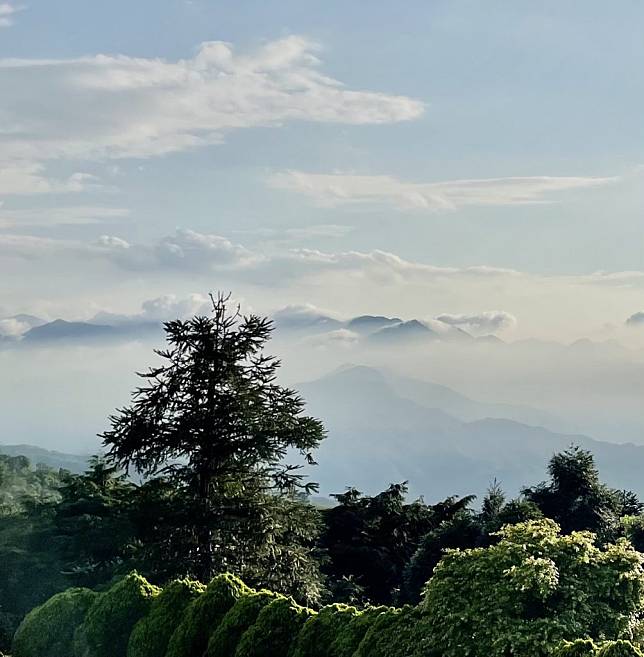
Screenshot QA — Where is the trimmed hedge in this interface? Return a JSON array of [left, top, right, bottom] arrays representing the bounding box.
[[557, 640, 598, 657], [74, 573, 160, 657], [596, 641, 644, 657], [165, 573, 249, 657], [353, 606, 430, 657], [327, 606, 388, 657], [206, 590, 280, 657], [235, 597, 315, 657], [12, 588, 98, 657], [291, 604, 359, 657], [127, 578, 205, 657]]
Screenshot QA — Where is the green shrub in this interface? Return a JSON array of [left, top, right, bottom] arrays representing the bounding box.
[[423, 520, 644, 657], [127, 578, 205, 657], [291, 604, 359, 657], [74, 572, 160, 657], [556, 639, 598, 657], [353, 606, 432, 657], [235, 597, 315, 657], [165, 573, 249, 657], [206, 590, 280, 657], [12, 588, 97, 657], [596, 641, 644, 657], [327, 606, 388, 657]]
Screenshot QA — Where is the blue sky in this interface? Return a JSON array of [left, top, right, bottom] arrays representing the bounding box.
[[0, 0, 643, 341]]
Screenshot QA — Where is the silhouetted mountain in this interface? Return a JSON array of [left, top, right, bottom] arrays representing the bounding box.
[[23, 319, 117, 342], [346, 315, 402, 333], [299, 365, 644, 500]]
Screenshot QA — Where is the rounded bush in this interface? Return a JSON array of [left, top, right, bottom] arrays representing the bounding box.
[[74, 572, 160, 657], [235, 597, 315, 657], [353, 606, 429, 657], [596, 641, 644, 657], [165, 573, 250, 657], [206, 590, 280, 657], [327, 606, 388, 657], [12, 588, 98, 657], [291, 604, 359, 657], [556, 639, 598, 657], [127, 578, 205, 657]]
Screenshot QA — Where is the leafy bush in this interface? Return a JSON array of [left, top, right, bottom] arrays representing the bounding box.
[[235, 597, 314, 657], [596, 641, 644, 657], [327, 606, 388, 657], [74, 572, 160, 657], [165, 573, 249, 657], [423, 519, 644, 657], [127, 578, 205, 657], [12, 588, 97, 657], [291, 603, 360, 657], [206, 590, 280, 657], [353, 606, 431, 657], [556, 639, 598, 657]]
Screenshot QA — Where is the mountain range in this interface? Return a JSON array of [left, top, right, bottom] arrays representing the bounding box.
[[298, 365, 644, 500]]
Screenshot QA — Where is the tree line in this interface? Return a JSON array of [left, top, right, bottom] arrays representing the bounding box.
[[1, 294, 643, 650]]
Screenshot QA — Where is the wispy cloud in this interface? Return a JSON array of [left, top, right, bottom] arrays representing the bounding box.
[[435, 311, 517, 335], [0, 205, 130, 228], [0, 163, 100, 197], [268, 171, 617, 212], [0, 36, 424, 166], [0, 3, 22, 28]]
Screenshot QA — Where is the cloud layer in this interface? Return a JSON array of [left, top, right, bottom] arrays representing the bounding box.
[[0, 36, 423, 170], [269, 171, 616, 211]]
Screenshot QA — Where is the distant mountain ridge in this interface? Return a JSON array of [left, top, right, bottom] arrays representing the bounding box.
[[299, 365, 644, 500], [0, 444, 90, 473]]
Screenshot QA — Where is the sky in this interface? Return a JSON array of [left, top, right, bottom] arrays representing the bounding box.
[[0, 0, 642, 343], [1, 2, 644, 454]]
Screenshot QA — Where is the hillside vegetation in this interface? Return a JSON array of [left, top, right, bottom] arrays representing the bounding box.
[[4, 296, 644, 656]]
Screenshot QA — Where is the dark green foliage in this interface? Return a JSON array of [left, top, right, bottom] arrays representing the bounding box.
[[327, 606, 388, 657], [556, 639, 598, 657], [321, 483, 472, 604], [353, 606, 431, 657], [523, 446, 640, 541], [102, 294, 326, 590], [127, 578, 205, 657], [165, 573, 249, 657], [206, 590, 280, 657], [52, 456, 138, 589], [401, 510, 483, 604], [291, 603, 359, 657], [596, 641, 644, 657], [235, 597, 314, 657], [74, 572, 160, 657], [0, 456, 69, 650], [11, 588, 97, 657]]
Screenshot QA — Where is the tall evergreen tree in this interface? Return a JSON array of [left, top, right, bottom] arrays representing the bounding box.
[[101, 293, 326, 586]]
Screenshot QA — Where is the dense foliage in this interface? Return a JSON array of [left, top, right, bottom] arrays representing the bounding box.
[[73, 572, 160, 657], [11, 588, 97, 657], [423, 519, 644, 657], [127, 578, 205, 657]]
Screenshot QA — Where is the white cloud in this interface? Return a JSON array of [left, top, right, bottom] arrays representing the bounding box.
[[268, 171, 617, 211], [0, 36, 424, 165], [0, 317, 29, 337], [0, 205, 130, 228], [0, 3, 21, 28], [91, 293, 213, 325], [0, 162, 100, 196], [435, 310, 517, 335]]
